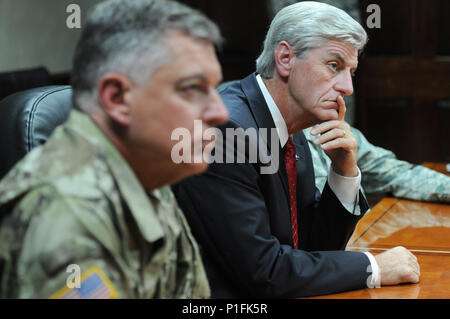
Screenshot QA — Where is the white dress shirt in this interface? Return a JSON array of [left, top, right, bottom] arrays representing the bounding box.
[[255, 74, 380, 287]]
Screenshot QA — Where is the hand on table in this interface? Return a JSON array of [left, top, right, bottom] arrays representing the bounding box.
[[375, 246, 420, 285]]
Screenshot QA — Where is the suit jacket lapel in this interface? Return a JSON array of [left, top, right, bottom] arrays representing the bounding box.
[[240, 73, 290, 204], [292, 131, 317, 212]]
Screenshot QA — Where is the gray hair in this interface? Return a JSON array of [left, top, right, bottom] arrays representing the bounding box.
[[256, 1, 367, 78], [71, 0, 223, 113]]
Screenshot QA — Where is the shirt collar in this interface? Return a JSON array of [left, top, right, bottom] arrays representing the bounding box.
[[255, 74, 289, 148]]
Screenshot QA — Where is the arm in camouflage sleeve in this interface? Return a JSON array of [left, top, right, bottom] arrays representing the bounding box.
[[304, 127, 331, 192], [1, 186, 136, 298], [353, 127, 450, 203]]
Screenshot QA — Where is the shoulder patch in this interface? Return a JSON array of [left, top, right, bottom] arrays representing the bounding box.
[[50, 266, 119, 299]]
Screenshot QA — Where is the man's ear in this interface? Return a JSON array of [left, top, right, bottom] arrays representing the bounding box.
[[97, 73, 132, 126], [273, 41, 296, 78]]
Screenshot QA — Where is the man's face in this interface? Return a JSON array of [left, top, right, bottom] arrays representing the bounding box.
[[125, 31, 228, 181], [288, 40, 358, 124]]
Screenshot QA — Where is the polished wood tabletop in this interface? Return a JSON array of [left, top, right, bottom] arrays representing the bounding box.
[[422, 162, 450, 176], [308, 163, 450, 299]]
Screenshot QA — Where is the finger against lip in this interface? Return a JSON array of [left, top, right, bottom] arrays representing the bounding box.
[[324, 100, 339, 107], [337, 96, 346, 121]]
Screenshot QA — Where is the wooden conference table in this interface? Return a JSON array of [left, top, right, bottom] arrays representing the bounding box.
[[309, 162, 450, 299]]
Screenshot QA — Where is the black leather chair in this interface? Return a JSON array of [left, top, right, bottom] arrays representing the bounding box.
[[0, 86, 72, 179], [0, 81, 238, 179], [0, 67, 54, 101]]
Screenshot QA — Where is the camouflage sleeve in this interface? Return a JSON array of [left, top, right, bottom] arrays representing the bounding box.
[[353, 127, 450, 203], [2, 185, 131, 298], [305, 128, 330, 192]]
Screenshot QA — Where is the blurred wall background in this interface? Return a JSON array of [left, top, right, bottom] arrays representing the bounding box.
[[0, 0, 448, 163], [0, 0, 102, 74]]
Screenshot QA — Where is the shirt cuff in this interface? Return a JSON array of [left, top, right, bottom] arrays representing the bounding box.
[[364, 252, 381, 288], [327, 166, 361, 214]]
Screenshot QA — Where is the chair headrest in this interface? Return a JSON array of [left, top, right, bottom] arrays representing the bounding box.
[[0, 85, 72, 179], [0, 67, 53, 101]]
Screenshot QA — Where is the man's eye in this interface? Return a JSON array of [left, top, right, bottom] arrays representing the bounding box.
[[178, 84, 209, 101], [328, 62, 338, 70], [182, 84, 207, 94]]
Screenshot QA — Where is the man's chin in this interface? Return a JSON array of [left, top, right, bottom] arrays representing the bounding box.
[[167, 162, 208, 186]]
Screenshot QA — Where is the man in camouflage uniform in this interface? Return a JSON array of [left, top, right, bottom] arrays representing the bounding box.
[[305, 126, 450, 203], [0, 0, 228, 298]]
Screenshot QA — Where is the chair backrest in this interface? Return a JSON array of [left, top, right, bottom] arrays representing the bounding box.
[[0, 85, 72, 179], [0, 67, 53, 101], [0, 80, 238, 179]]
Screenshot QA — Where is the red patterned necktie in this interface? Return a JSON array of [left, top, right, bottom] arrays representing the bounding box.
[[284, 137, 299, 249]]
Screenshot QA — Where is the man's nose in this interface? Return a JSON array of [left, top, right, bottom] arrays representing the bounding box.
[[203, 89, 229, 126], [335, 71, 354, 96]]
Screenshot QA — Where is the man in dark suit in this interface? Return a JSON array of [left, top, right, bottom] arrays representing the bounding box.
[[173, 2, 420, 298]]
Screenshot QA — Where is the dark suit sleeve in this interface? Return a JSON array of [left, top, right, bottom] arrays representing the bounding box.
[[173, 159, 372, 298], [293, 131, 370, 254], [305, 183, 368, 252]]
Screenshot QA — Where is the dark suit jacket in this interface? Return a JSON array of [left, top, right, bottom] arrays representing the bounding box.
[[172, 73, 371, 298]]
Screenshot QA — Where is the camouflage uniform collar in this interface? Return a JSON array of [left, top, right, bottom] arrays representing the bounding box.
[[71, 111, 169, 244], [67, 110, 165, 243]]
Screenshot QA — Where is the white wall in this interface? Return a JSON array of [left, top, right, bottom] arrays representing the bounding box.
[[0, 0, 102, 73]]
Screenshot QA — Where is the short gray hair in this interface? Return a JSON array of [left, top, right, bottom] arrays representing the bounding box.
[[71, 0, 223, 113], [256, 1, 367, 78]]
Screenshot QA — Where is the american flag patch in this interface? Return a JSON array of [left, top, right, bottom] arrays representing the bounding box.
[[50, 266, 118, 299]]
